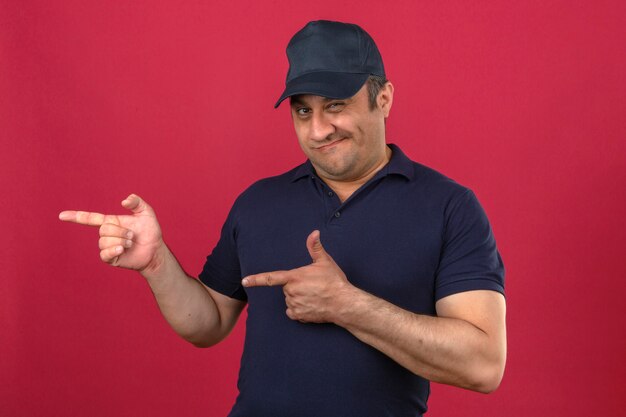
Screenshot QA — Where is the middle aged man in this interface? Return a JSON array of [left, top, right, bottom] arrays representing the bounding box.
[[60, 20, 506, 416]]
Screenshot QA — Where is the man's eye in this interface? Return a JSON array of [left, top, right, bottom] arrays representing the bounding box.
[[327, 102, 344, 111], [296, 108, 310, 116]]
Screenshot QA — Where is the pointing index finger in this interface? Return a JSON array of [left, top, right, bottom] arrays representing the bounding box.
[[58, 210, 107, 226], [242, 271, 289, 288]]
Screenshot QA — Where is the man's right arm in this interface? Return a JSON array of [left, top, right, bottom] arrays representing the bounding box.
[[140, 243, 246, 347], [59, 194, 246, 347]]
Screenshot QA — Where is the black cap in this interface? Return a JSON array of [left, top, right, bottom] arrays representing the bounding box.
[[274, 20, 385, 108]]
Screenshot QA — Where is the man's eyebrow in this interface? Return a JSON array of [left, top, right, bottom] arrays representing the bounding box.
[[324, 97, 354, 104], [322, 96, 352, 103]]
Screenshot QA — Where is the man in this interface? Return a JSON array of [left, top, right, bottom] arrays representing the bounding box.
[[60, 20, 506, 416]]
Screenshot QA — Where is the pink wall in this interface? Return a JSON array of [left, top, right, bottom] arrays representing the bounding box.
[[2, 1, 625, 415]]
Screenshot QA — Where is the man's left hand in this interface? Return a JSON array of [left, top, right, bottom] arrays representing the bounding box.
[[242, 230, 354, 323]]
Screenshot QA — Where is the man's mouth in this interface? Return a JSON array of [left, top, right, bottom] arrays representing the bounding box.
[[315, 137, 347, 150]]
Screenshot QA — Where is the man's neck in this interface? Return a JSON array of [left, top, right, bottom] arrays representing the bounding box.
[[322, 146, 392, 203]]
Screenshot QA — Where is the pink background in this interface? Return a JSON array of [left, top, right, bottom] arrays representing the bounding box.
[[2, 1, 625, 415]]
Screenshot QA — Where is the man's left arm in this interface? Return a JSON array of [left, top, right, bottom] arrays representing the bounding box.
[[336, 286, 506, 393], [242, 230, 506, 393]]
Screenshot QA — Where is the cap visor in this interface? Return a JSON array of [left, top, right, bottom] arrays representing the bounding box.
[[274, 72, 370, 108]]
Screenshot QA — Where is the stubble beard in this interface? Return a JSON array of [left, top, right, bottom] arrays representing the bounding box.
[[314, 151, 361, 180], [307, 132, 363, 181]]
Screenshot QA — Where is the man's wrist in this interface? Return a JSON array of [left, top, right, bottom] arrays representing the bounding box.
[[330, 283, 371, 327], [140, 242, 170, 279]]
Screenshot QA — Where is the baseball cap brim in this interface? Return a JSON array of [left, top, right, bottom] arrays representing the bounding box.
[[274, 71, 370, 108]]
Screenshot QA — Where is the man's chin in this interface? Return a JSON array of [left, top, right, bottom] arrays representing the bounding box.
[[311, 159, 358, 181]]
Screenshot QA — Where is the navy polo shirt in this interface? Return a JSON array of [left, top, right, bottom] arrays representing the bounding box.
[[199, 144, 504, 417]]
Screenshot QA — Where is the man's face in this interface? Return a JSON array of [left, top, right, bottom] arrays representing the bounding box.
[[290, 82, 393, 183]]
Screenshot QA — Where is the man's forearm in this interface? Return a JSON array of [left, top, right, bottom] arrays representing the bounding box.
[[333, 288, 507, 393], [140, 244, 238, 347]]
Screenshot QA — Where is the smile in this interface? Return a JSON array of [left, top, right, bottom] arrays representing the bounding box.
[[315, 138, 347, 150]]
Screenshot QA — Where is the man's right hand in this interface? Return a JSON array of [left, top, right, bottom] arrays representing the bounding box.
[[59, 194, 164, 272]]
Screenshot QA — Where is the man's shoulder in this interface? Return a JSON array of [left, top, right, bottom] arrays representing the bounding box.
[[391, 145, 470, 198], [230, 162, 309, 208], [247, 162, 308, 191]]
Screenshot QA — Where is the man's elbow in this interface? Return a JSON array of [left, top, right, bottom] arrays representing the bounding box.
[[474, 372, 504, 394], [187, 332, 229, 348], [471, 331, 507, 393], [190, 339, 218, 348], [470, 358, 506, 394], [180, 329, 227, 348]]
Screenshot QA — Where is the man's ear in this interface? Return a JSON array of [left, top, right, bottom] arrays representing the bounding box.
[[378, 82, 394, 118]]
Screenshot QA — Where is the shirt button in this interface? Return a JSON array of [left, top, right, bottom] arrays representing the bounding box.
[[327, 191, 334, 197], [334, 211, 341, 218]]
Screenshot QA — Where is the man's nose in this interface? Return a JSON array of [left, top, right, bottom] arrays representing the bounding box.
[[309, 112, 335, 142]]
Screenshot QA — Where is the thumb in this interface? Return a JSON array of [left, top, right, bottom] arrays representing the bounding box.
[[121, 194, 155, 216], [306, 230, 330, 263]]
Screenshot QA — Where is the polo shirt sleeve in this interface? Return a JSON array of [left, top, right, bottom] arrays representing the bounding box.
[[434, 188, 505, 301], [198, 205, 247, 302]]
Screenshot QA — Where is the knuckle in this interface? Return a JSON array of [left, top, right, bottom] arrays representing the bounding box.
[[101, 247, 122, 263], [99, 237, 118, 250], [99, 223, 114, 236], [75, 211, 86, 223], [100, 237, 116, 249]]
